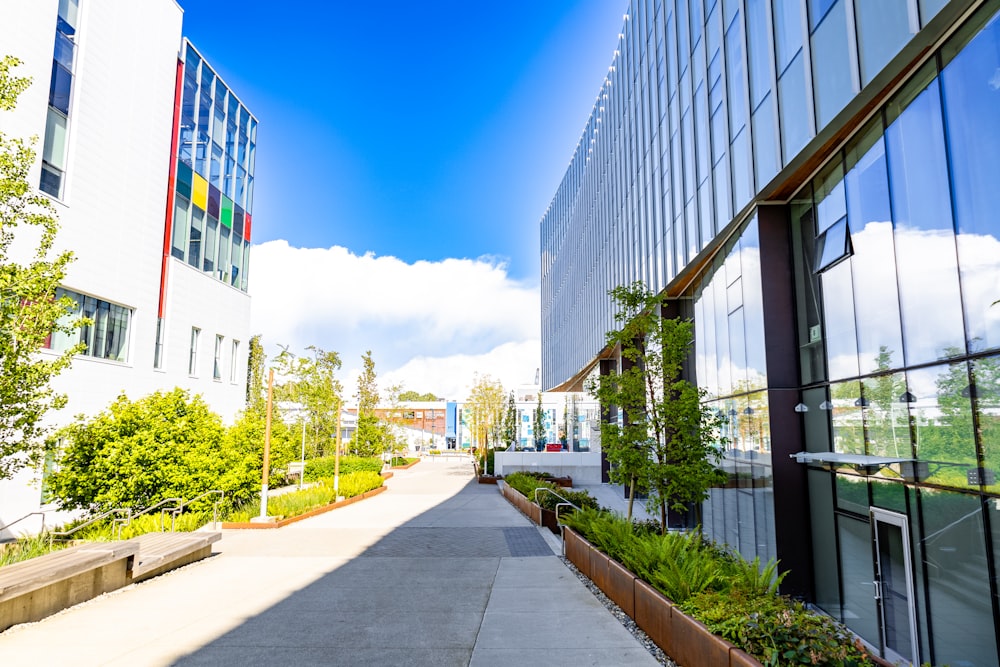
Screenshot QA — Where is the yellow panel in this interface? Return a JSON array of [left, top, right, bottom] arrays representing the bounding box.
[[191, 172, 208, 211]]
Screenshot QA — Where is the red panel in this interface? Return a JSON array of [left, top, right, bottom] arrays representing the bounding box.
[[158, 58, 185, 319], [244, 212, 252, 242]]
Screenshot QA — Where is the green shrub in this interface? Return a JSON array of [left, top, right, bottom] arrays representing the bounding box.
[[304, 455, 382, 480], [390, 457, 418, 466], [682, 591, 872, 666], [503, 472, 599, 515], [225, 470, 384, 522], [0, 533, 68, 568], [562, 508, 872, 665]]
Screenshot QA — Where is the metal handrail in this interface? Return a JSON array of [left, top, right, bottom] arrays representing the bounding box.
[[168, 490, 224, 531], [533, 487, 581, 525], [49, 507, 132, 546], [125, 497, 184, 533], [0, 511, 51, 536]]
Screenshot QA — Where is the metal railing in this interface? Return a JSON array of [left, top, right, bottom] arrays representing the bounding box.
[[168, 490, 224, 531], [533, 487, 581, 525], [49, 507, 132, 546], [0, 511, 52, 538], [123, 498, 184, 533]]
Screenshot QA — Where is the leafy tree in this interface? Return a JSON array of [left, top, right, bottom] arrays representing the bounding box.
[[246, 334, 266, 412], [350, 350, 387, 457], [48, 389, 259, 511], [532, 394, 547, 450], [357, 349, 379, 416], [589, 281, 726, 530], [466, 374, 506, 472], [398, 390, 439, 401], [273, 345, 342, 458], [502, 391, 517, 450], [0, 56, 84, 480]]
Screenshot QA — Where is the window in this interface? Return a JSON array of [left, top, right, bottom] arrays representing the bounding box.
[[154, 317, 164, 369], [213, 335, 223, 380], [39, 4, 77, 198], [814, 216, 853, 272], [189, 327, 200, 376], [48, 288, 131, 362], [230, 339, 240, 383]]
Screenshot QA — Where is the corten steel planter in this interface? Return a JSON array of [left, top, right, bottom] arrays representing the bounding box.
[[540, 507, 561, 534], [501, 484, 541, 525], [222, 486, 388, 529], [563, 528, 591, 578], [729, 648, 761, 667], [606, 558, 636, 618], [588, 546, 610, 593], [634, 579, 674, 653], [478, 475, 500, 484], [671, 608, 733, 667], [567, 529, 767, 667]]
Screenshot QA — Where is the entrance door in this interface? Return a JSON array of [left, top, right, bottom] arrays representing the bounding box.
[[871, 508, 919, 666]]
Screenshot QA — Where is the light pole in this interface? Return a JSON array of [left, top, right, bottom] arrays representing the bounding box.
[[334, 399, 342, 500], [254, 369, 274, 522], [298, 415, 306, 490]]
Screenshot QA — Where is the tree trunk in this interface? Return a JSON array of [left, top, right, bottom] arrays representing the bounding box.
[[660, 499, 667, 535], [626, 474, 636, 521]]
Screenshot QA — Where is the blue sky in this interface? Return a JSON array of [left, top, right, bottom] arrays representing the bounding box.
[[179, 1, 626, 398]]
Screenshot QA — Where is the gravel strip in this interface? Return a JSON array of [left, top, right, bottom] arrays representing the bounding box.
[[560, 555, 677, 666]]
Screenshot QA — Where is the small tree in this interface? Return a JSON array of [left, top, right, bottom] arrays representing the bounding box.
[[466, 374, 505, 473], [246, 334, 266, 412], [351, 350, 387, 458], [0, 56, 84, 479], [532, 394, 547, 450], [502, 391, 517, 450], [273, 345, 342, 458], [589, 281, 726, 531]]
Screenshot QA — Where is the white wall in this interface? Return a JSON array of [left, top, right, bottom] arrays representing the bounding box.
[[0, 0, 252, 537], [494, 451, 605, 484]]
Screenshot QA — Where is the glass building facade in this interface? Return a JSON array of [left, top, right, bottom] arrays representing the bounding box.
[[169, 41, 256, 292], [540, 0, 1000, 663]]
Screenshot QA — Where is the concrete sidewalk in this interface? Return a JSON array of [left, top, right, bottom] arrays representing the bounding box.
[[0, 457, 658, 666]]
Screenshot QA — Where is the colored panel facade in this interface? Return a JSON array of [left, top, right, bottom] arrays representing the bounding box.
[[170, 40, 257, 292], [540, 1, 1000, 663]]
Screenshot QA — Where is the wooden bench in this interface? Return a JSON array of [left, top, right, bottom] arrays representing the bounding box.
[[131, 531, 221, 583], [0, 540, 138, 632]]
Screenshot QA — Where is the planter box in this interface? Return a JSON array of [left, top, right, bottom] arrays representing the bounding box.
[[502, 484, 541, 525], [634, 579, 673, 654], [606, 558, 636, 618], [566, 529, 765, 667], [563, 527, 591, 578], [391, 460, 419, 470], [478, 475, 500, 485], [671, 605, 732, 667], [222, 486, 387, 529], [539, 507, 561, 534]]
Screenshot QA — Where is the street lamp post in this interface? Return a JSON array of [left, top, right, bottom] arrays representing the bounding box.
[[255, 369, 274, 522], [298, 416, 306, 491], [334, 401, 342, 500]]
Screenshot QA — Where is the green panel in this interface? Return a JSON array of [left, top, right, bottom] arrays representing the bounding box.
[[220, 195, 233, 229], [176, 160, 193, 199]]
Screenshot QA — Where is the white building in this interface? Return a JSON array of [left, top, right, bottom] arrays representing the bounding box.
[[0, 0, 256, 538]]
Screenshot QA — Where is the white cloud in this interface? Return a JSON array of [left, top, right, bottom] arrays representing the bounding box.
[[248, 241, 540, 400]]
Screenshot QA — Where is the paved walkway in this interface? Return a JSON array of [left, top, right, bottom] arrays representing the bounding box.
[[0, 457, 658, 666]]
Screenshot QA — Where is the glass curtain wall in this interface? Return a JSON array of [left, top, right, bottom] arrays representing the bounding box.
[[790, 5, 1000, 663], [171, 41, 256, 292], [541, 0, 942, 391], [694, 214, 775, 563]]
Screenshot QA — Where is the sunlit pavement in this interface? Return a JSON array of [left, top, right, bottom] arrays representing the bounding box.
[[0, 456, 658, 666]]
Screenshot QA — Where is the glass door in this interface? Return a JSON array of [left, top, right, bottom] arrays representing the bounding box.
[[871, 508, 919, 666]]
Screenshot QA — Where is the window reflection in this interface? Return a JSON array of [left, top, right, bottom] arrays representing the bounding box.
[[908, 363, 977, 489], [972, 355, 1000, 494], [831, 379, 864, 454], [940, 13, 1000, 354], [811, 0, 855, 128], [885, 79, 966, 365], [854, 0, 914, 86]]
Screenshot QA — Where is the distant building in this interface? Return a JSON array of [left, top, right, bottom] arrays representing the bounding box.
[[0, 0, 256, 537], [540, 1, 1000, 664]]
